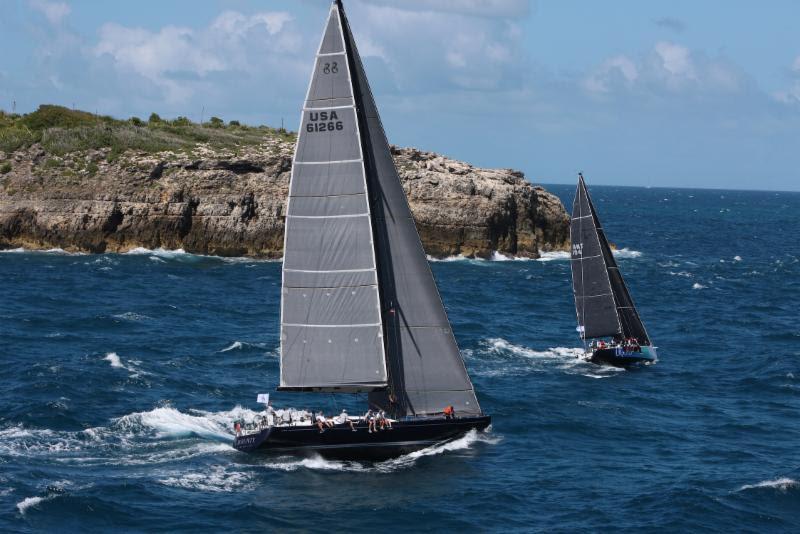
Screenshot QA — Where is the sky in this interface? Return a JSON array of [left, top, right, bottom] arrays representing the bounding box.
[[1, 0, 798, 191]]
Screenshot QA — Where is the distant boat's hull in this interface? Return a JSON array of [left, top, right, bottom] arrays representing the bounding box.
[[589, 345, 657, 367], [233, 415, 491, 460]]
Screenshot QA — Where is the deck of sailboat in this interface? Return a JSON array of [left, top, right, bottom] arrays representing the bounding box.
[[233, 415, 491, 460]]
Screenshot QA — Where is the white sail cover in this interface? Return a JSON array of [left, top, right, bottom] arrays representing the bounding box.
[[279, 5, 387, 391]]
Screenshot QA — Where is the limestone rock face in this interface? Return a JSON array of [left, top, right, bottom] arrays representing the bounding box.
[[0, 141, 569, 258]]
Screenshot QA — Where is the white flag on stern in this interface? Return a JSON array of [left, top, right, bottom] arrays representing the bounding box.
[[257, 393, 269, 404]]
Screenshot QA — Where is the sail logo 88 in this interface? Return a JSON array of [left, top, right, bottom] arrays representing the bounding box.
[[306, 111, 344, 133]]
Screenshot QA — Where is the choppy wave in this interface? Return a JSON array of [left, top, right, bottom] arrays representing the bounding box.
[[738, 477, 798, 492], [536, 251, 570, 262], [114, 406, 244, 442], [692, 283, 707, 289], [474, 338, 624, 379], [0, 406, 256, 466], [613, 248, 642, 258], [0, 247, 83, 255], [103, 352, 147, 378], [220, 341, 244, 352], [122, 247, 279, 263], [16, 495, 53, 515], [158, 465, 253, 492], [112, 312, 151, 322]]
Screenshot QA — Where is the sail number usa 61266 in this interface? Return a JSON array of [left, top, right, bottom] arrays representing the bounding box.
[[306, 111, 344, 133]]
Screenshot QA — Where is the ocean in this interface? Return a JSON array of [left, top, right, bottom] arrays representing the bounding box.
[[1, 185, 798, 532]]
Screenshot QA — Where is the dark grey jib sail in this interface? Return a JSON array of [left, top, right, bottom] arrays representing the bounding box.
[[570, 175, 650, 345], [280, 1, 481, 417]]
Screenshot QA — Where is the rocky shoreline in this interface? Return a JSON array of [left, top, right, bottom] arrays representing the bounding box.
[[0, 139, 569, 258]]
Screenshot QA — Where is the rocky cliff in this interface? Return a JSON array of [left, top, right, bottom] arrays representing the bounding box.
[[0, 139, 569, 258]]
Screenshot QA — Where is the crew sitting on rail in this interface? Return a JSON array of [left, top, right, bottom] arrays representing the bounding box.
[[378, 409, 392, 430], [364, 409, 378, 433], [334, 409, 357, 431], [443, 405, 455, 419], [315, 412, 334, 433]]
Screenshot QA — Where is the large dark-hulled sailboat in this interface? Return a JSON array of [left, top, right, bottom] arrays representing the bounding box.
[[570, 173, 657, 367], [233, 1, 489, 459]]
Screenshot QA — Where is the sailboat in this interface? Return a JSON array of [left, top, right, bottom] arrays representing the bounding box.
[[233, 0, 490, 459], [570, 173, 657, 366]]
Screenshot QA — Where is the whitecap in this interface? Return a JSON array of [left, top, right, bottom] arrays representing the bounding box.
[[738, 477, 798, 492], [220, 341, 244, 352], [112, 312, 151, 322], [114, 406, 236, 442], [427, 254, 472, 262], [158, 465, 252, 492], [692, 283, 707, 290], [733, 255, 742, 262], [481, 338, 624, 378], [536, 251, 570, 262], [613, 248, 642, 258], [104, 352, 125, 369], [0, 247, 83, 255], [17, 496, 51, 515], [102, 352, 146, 377]]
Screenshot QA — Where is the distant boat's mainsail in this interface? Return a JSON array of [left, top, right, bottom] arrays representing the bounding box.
[[280, 1, 481, 417], [570, 176, 650, 344]]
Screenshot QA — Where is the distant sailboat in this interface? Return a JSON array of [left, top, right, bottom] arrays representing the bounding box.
[[233, 0, 490, 459], [570, 173, 657, 366]]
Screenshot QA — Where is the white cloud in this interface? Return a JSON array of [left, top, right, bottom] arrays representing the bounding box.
[[583, 55, 638, 94], [584, 41, 746, 96], [774, 56, 800, 104], [93, 11, 300, 105], [349, 1, 524, 92], [654, 42, 693, 76], [28, 0, 70, 26]]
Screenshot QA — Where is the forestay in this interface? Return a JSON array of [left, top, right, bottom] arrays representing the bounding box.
[[279, 4, 387, 392]]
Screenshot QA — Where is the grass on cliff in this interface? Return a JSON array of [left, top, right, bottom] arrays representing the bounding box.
[[0, 105, 295, 156]]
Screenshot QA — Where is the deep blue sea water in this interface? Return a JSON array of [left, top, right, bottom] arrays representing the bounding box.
[[1, 185, 799, 532]]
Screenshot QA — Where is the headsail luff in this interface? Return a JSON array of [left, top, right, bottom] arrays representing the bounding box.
[[279, 4, 387, 392], [341, 1, 482, 417], [570, 175, 650, 344]]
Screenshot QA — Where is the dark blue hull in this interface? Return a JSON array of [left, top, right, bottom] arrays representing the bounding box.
[[233, 415, 491, 460], [590, 345, 657, 367]]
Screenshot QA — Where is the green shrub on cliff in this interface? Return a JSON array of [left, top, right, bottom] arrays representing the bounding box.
[[0, 162, 11, 174], [0, 104, 295, 156]]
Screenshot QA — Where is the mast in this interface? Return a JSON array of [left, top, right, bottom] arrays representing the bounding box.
[[338, 1, 482, 417], [570, 174, 650, 344]]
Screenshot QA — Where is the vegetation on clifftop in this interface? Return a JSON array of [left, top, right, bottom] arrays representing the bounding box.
[[0, 105, 295, 156]]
